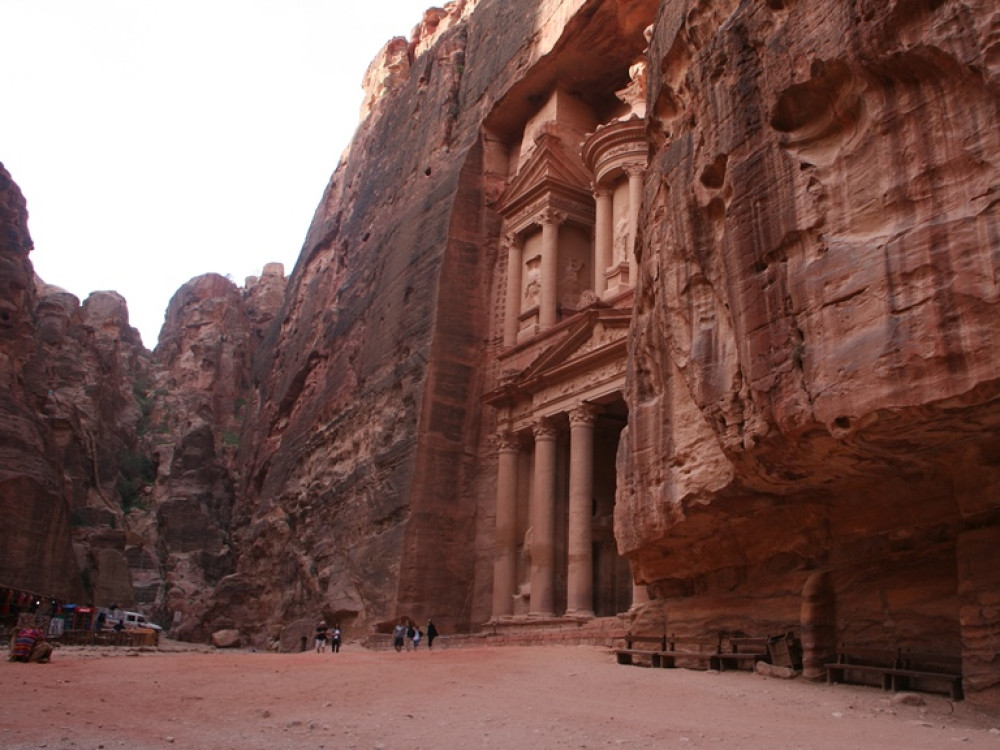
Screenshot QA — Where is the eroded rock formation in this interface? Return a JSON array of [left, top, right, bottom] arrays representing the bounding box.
[[0, 165, 85, 603], [3, 0, 999, 709], [620, 0, 1000, 706], [0, 163, 284, 637]]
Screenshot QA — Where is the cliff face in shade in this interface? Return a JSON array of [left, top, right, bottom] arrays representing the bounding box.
[[145, 267, 286, 640], [0, 159, 285, 631], [0, 165, 82, 602], [0, 163, 147, 604]]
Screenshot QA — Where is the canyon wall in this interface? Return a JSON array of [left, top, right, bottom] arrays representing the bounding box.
[[0, 165, 85, 603], [2, 0, 998, 707], [0, 160, 284, 636], [619, 0, 1000, 705]]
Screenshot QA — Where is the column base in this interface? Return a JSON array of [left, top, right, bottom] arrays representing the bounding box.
[[564, 608, 595, 619], [604, 262, 631, 298]]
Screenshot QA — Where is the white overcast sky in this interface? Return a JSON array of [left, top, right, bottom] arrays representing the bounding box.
[[1, 0, 435, 347]]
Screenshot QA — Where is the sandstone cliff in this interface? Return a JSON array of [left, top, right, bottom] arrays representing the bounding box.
[[619, 0, 1000, 704], [3, 0, 999, 709], [0, 162, 155, 607], [0, 162, 285, 637], [0, 165, 85, 603], [146, 269, 285, 640]]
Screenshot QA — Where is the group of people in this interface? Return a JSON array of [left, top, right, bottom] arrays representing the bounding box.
[[314, 622, 343, 653], [393, 618, 438, 652]]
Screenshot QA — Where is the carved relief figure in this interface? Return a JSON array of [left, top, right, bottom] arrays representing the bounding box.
[[523, 258, 541, 308], [613, 215, 629, 264], [561, 257, 587, 308]]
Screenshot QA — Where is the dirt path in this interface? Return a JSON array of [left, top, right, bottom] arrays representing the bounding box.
[[1, 641, 998, 749]]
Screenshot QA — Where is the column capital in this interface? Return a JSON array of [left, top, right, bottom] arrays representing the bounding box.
[[625, 163, 646, 178], [503, 232, 525, 251], [496, 430, 521, 452], [592, 185, 613, 200], [533, 416, 558, 440], [538, 208, 567, 227], [569, 404, 600, 427]]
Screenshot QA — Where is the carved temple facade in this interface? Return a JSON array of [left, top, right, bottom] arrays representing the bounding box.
[[483, 71, 651, 622]]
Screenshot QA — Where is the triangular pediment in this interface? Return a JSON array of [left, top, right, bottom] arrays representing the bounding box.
[[497, 129, 593, 218], [484, 308, 631, 408]]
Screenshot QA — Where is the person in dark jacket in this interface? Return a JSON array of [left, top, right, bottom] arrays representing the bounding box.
[[426, 619, 439, 650], [330, 624, 342, 653]]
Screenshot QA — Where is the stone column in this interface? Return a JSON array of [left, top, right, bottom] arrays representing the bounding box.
[[566, 405, 598, 617], [631, 582, 650, 610], [492, 431, 520, 619], [800, 571, 837, 681], [528, 417, 558, 617], [628, 558, 650, 611], [593, 187, 612, 298], [502, 234, 524, 347], [626, 166, 644, 288], [538, 210, 563, 330]]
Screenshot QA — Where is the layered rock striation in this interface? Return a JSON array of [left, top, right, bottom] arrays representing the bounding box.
[[3, 0, 999, 709], [620, 0, 1000, 704]]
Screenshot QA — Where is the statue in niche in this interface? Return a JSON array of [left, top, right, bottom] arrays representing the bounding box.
[[513, 527, 532, 615], [523, 261, 540, 309], [524, 277, 540, 308], [561, 257, 587, 308], [613, 215, 629, 264]]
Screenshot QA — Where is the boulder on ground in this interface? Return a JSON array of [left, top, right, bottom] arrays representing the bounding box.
[[211, 629, 241, 648]]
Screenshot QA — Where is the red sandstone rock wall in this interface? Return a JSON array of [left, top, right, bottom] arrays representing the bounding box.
[[0, 164, 83, 602], [210, 0, 659, 647], [620, 0, 1000, 705], [0, 163, 152, 604], [0, 161, 284, 632], [4, 0, 998, 707]]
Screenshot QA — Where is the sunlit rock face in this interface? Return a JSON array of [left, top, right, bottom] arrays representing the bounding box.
[[620, 0, 1000, 706]]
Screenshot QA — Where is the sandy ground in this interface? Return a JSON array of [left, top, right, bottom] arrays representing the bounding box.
[[1, 640, 998, 749]]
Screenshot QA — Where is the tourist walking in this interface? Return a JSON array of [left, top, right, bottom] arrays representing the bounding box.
[[330, 624, 342, 653], [405, 622, 416, 652], [426, 619, 439, 650], [413, 627, 422, 650], [315, 622, 329, 653], [393, 621, 406, 652]]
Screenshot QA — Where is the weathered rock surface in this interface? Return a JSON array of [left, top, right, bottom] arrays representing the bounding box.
[[0, 164, 84, 602], [620, 0, 1000, 707], [148, 269, 285, 640], [210, 0, 659, 647], [0, 161, 286, 635], [3, 0, 999, 711]]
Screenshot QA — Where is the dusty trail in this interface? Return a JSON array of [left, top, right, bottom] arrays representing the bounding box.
[[1, 642, 997, 749]]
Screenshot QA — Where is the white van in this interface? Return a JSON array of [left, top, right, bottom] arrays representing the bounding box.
[[109, 610, 162, 631]]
